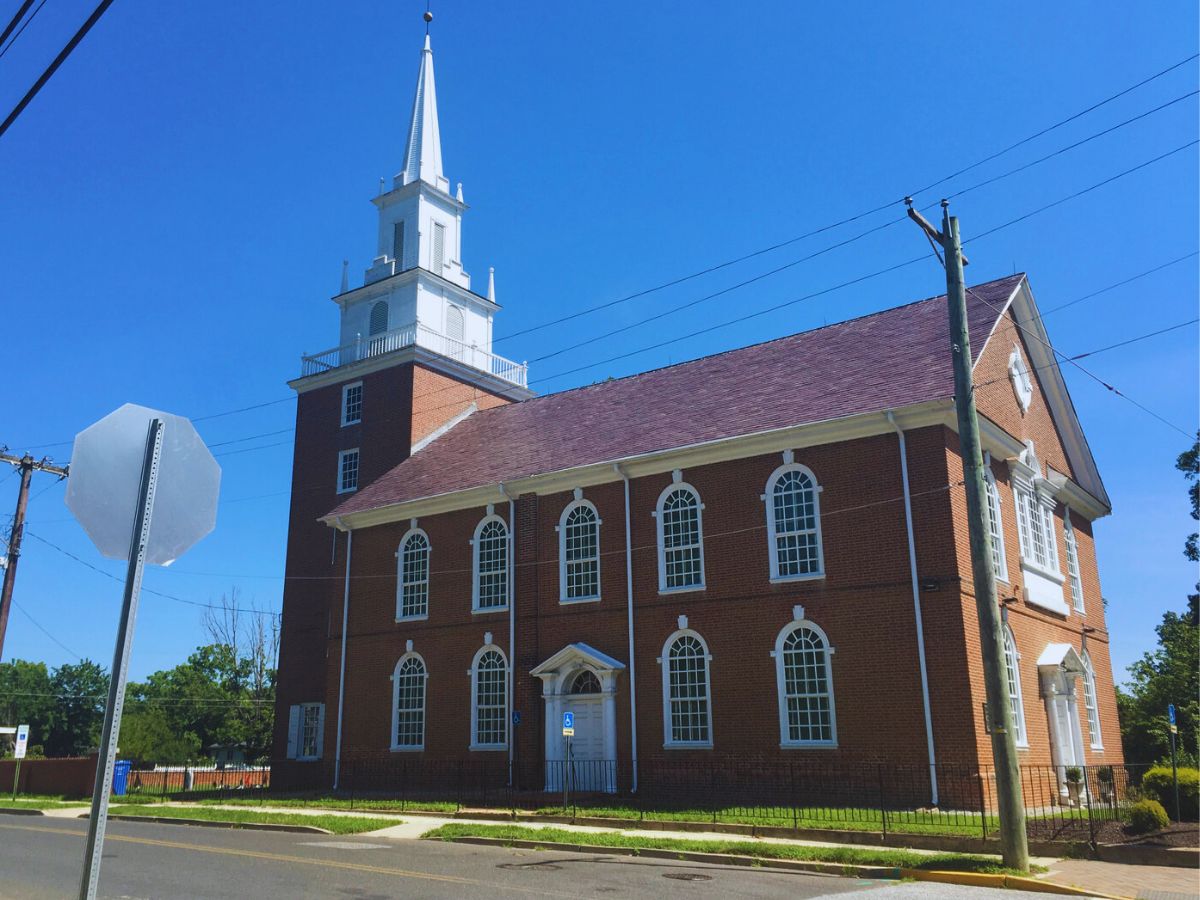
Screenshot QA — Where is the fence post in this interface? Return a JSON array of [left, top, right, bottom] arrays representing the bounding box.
[[1084, 766, 1096, 847], [977, 768, 988, 841], [877, 764, 888, 839], [791, 763, 798, 831]]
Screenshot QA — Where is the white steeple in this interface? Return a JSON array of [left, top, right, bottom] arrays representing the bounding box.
[[398, 33, 448, 193]]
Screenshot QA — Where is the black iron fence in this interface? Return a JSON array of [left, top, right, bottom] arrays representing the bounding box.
[[119, 757, 1159, 843]]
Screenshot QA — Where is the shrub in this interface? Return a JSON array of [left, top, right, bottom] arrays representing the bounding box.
[[1064, 767, 1082, 784], [1126, 799, 1170, 835], [1142, 766, 1200, 821]]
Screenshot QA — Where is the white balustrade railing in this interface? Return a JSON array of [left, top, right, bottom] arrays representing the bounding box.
[[300, 322, 528, 388]]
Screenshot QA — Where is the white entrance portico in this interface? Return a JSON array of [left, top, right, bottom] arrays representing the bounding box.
[[531, 643, 624, 793], [1037, 643, 1087, 801]]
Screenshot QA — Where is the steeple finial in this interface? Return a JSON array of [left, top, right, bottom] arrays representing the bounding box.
[[487, 267, 496, 303], [398, 12, 447, 192]]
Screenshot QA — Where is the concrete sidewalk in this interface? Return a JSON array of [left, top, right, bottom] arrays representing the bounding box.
[[1040, 858, 1198, 900]]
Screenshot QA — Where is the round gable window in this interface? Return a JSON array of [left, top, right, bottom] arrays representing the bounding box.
[[1009, 347, 1033, 413]]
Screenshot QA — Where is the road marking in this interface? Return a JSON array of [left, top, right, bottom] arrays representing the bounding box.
[[299, 840, 390, 850], [0, 821, 581, 897]]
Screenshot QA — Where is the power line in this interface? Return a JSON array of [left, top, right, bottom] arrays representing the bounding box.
[[494, 52, 1199, 345], [1068, 319, 1197, 360], [207, 427, 294, 449], [11, 599, 83, 661], [4, 691, 275, 706], [0, 0, 118, 141], [0, 0, 47, 61], [965, 284, 1193, 438], [23, 531, 282, 618], [964, 140, 1199, 246], [0, 0, 34, 52], [1039, 251, 1199, 318]]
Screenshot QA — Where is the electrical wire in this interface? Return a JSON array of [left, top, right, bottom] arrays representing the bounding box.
[[1038, 251, 1199, 319], [0, 0, 45, 60], [11, 599, 83, 660]]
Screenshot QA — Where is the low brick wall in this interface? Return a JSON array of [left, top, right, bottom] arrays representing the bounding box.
[[0, 756, 97, 798]]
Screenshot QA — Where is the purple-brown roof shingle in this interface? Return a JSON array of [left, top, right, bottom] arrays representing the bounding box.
[[328, 274, 1024, 518]]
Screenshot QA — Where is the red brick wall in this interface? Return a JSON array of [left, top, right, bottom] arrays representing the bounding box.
[[324, 429, 983, 776], [951, 310, 1123, 768], [273, 361, 513, 763]]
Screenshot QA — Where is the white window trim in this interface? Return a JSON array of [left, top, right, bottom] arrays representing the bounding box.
[[1009, 448, 1068, 615], [341, 381, 363, 427], [656, 628, 714, 750], [770, 618, 838, 749], [294, 702, 324, 761], [1081, 650, 1103, 750], [557, 497, 602, 604], [1064, 511, 1085, 614], [468, 643, 509, 751], [1003, 626, 1029, 748], [395, 527, 431, 622], [1009, 344, 1033, 413], [390, 652, 428, 752], [763, 460, 826, 583], [984, 461, 1009, 584], [653, 480, 706, 594], [471, 512, 510, 614], [336, 448, 359, 494]]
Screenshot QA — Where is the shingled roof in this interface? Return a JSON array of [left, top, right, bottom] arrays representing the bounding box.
[[328, 273, 1026, 518]]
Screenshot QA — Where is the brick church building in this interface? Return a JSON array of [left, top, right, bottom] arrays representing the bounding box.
[[273, 29, 1122, 805]]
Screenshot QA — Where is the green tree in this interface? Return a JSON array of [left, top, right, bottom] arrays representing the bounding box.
[[45, 660, 109, 757], [1180, 433, 1199, 562], [1118, 595, 1199, 764], [0, 660, 54, 757]]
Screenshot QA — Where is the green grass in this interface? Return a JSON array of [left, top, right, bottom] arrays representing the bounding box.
[[423, 823, 1039, 875], [108, 804, 405, 835], [182, 795, 460, 814], [0, 797, 81, 810], [530, 804, 1000, 836]]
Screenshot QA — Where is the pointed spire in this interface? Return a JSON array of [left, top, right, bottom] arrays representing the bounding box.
[[399, 26, 446, 191], [340, 260, 349, 293], [487, 267, 496, 303]]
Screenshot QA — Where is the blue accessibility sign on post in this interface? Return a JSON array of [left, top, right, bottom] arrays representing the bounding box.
[[563, 711, 574, 730], [1168, 703, 1176, 725], [512, 711, 522, 726]]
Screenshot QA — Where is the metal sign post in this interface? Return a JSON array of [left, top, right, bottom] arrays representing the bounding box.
[[561, 711, 575, 812], [78, 418, 164, 900], [12, 724, 28, 800], [1168, 703, 1180, 822]]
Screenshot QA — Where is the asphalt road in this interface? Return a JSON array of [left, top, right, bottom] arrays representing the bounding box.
[[0, 815, 1018, 899]]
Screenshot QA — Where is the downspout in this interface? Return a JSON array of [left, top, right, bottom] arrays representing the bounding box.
[[499, 483, 516, 787], [886, 412, 939, 806], [614, 464, 638, 793], [333, 519, 353, 791]]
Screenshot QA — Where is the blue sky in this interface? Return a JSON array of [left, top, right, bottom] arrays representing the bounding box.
[[0, 1, 1196, 687]]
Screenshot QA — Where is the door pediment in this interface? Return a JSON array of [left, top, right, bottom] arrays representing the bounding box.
[[530, 643, 626, 683]]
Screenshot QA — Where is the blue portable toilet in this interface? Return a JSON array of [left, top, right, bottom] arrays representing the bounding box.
[[111, 760, 132, 796]]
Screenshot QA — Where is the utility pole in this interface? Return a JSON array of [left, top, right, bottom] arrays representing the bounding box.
[[905, 200, 1030, 872], [0, 450, 69, 659]]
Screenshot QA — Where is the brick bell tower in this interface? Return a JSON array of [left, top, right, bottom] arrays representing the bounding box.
[[272, 19, 532, 772]]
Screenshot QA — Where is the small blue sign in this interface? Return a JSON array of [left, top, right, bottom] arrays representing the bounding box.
[[1168, 703, 1176, 725], [512, 711, 522, 726], [563, 711, 574, 730]]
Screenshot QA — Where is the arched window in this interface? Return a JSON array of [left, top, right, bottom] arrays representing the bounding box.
[[984, 466, 1008, 582], [773, 620, 837, 747], [568, 670, 601, 695], [1064, 512, 1084, 612], [392, 654, 427, 750], [656, 482, 705, 592], [369, 300, 389, 336], [559, 499, 600, 603], [397, 529, 430, 620], [1003, 626, 1028, 747], [470, 646, 507, 749], [1081, 650, 1103, 749], [659, 631, 712, 747], [472, 515, 509, 612], [765, 462, 824, 580]]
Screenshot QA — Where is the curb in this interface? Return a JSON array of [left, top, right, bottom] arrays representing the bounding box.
[[77, 812, 332, 835], [0, 807, 46, 816], [437, 835, 1130, 899]]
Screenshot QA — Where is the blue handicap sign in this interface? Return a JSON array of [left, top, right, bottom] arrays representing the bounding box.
[[563, 711, 574, 730], [512, 711, 522, 726], [1168, 703, 1176, 725]]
